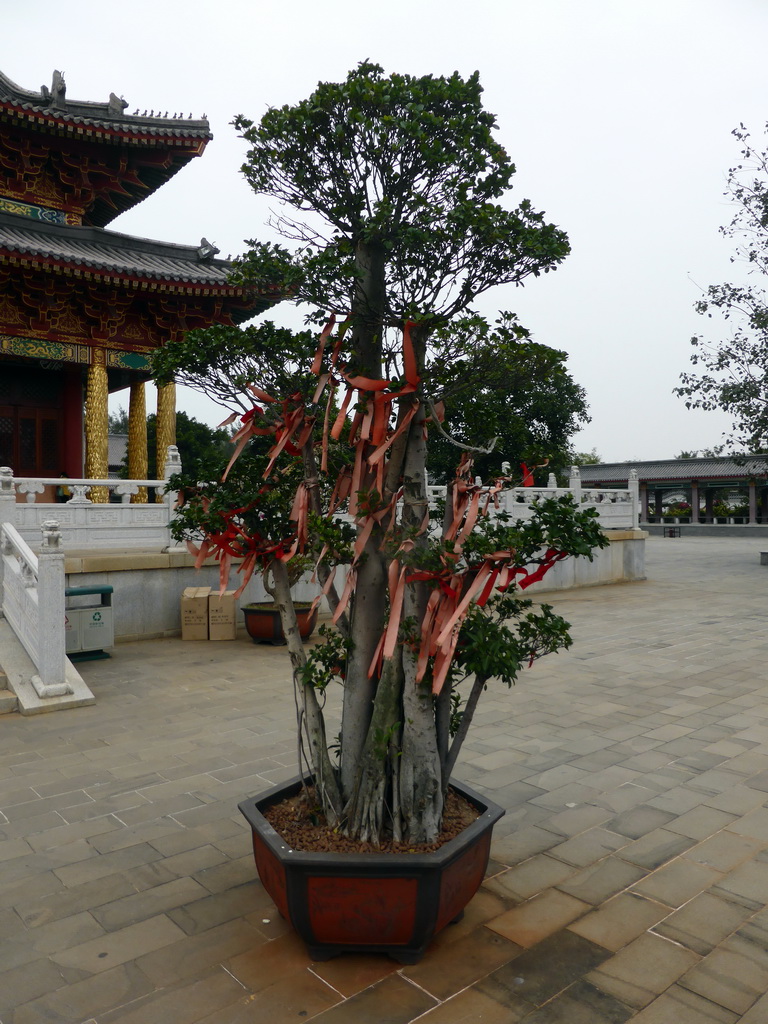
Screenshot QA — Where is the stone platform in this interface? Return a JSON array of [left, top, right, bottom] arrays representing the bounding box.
[[2, 535, 768, 1021]]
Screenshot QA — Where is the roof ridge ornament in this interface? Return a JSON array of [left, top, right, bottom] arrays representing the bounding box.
[[197, 237, 220, 261], [108, 92, 128, 117], [50, 70, 66, 110]]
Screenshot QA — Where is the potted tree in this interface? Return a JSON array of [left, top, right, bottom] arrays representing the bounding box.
[[154, 63, 607, 963], [242, 557, 318, 645]]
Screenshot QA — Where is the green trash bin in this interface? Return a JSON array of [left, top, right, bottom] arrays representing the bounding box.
[[64, 585, 114, 660]]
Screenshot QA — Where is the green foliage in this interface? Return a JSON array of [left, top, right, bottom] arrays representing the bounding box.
[[168, 442, 302, 550], [572, 448, 602, 465], [426, 313, 589, 481], [306, 513, 356, 566], [226, 240, 304, 295], [112, 409, 231, 482], [300, 624, 351, 693], [675, 123, 768, 452], [467, 496, 608, 566], [445, 689, 464, 738], [454, 595, 572, 688], [151, 321, 317, 412], [663, 501, 692, 519], [234, 61, 570, 328], [674, 449, 720, 460], [108, 406, 129, 434]]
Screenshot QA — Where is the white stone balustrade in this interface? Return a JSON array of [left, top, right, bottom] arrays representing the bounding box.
[[1, 519, 71, 697], [426, 468, 640, 530], [0, 445, 182, 551]]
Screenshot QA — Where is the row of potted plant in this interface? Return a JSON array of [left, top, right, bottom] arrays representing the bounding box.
[[647, 501, 751, 520]]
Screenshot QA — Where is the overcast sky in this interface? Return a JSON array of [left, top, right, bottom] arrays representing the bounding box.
[[5, 0, 768, 462]]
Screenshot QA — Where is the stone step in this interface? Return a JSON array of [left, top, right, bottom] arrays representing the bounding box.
[[0, 663, 16, 712], [0, 674, 18, 714], [0, 620, 94, 715]]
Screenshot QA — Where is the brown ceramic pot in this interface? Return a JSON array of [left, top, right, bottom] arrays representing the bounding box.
[[242, 603, 318, 645], [238, 775, 504, 963]]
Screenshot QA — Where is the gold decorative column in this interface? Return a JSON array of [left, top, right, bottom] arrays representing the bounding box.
[[84, 349, 109, 503], [128, 381, 148, 503], [155, 381, 177, 502]]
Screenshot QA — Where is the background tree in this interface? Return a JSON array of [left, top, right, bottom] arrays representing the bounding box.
[[676, 123, 768, 452], [109, 405, 232, 481], [426, 314, 589, 483], [674, 449, 721, 459], [572, 448, 602, 465], [107, 407, 129, 434]]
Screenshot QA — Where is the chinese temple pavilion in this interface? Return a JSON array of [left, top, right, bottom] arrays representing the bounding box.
[[0, 69, 276, 499]]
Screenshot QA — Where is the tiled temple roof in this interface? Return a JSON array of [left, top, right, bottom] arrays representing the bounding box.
[[0, 70, 279, 322], [0, 69, 212, 143], [579, 457, 768, 484], [0, 212, 278, 321], [0, 211, 237, 287], [0, 70, 213, 226]]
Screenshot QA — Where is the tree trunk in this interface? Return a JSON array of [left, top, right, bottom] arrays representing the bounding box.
[[435, 683, 453, 784], [349, 239, 386, 376], [434, 480, 458, 779], [343, 654, 404, 843], [400, 591, 443, 843], [442, 673, 487, 796], [340, 537, 387, 799], [339, 239, 388, 799], [270, 558, 343, 823], [398, 398, 443, 843]]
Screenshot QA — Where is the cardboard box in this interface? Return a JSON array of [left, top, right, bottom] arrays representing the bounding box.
[[209, 591, 237, 641], [181, 587, 211, 640]]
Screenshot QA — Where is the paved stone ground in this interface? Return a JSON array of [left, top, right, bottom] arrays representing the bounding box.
[[2, 535, 768, 1022]]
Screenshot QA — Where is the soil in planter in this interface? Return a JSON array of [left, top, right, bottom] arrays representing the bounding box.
[[264, 786, 481, 854]]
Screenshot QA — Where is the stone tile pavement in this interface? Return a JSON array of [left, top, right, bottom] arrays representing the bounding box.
[[2, 535, 768, 1022]]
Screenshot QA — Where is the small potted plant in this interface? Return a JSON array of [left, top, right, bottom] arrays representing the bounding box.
[[168, 435, 326, 644], [242, 556, 318, 644], [713, 499, 732, 524], [664, 500, 692, 523], [731, 500, 749, 524]]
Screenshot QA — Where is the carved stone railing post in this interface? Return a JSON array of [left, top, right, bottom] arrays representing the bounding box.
[[163, 445, 182, 549], [569, 466, 582, 506], [628, 469, 640, 530], [163, 444, 182, 504], [114, 483, 140, 504], [0, 465, 16, 524], [0, 466, 15, 607], [36, 519, 67, 693]]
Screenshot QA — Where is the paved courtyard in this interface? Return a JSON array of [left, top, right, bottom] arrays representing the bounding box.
[[3, 535, 768, 1022]]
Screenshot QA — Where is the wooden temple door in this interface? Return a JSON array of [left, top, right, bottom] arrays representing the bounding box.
[[0, 406, 60, 475], [0, 368, 63, 477]]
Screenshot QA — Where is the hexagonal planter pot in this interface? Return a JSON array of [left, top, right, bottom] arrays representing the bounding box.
[[238, 775, 504, 963], [242, 602, 318, 645]]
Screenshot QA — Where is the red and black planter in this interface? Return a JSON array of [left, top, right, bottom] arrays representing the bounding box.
[[238, 775, 504, 964], [242, 603, 318, 645]]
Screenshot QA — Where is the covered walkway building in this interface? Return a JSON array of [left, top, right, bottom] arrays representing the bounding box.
[[580, 455, 768, 526]]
